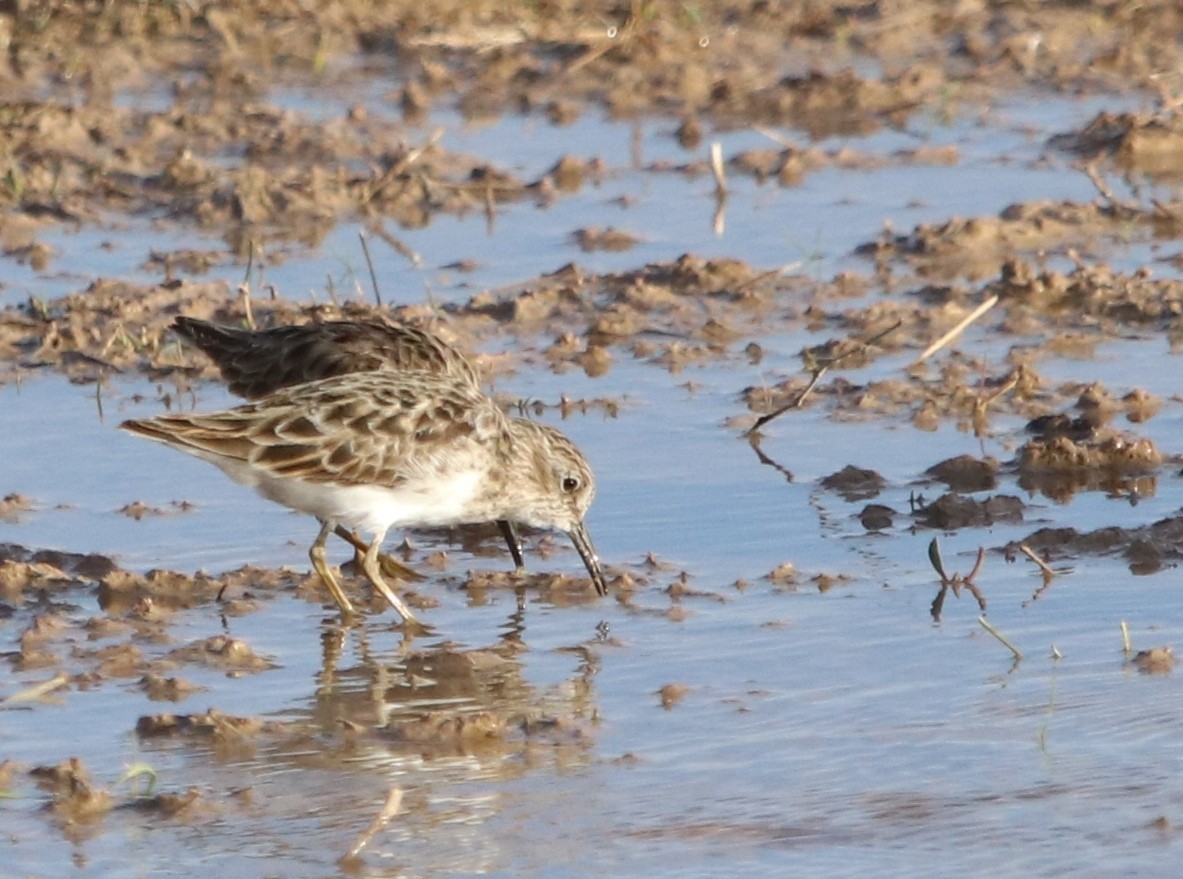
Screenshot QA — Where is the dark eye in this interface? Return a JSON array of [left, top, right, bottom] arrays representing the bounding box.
[[561, 476, 581, 493]]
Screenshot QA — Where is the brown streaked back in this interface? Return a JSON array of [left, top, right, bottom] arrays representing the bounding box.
[[172, 316, 480, 400]]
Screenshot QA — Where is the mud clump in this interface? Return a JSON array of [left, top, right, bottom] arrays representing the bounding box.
[[1052, 110, 1183, 178], [135, 709, 278, 741], [1016, 431, 1161, 503], [1130, 647, 1175, 675], [924, 456, 999, 493], [914, 493, 1024, 531], [858, 504, 896, 532], [1016, 511, 1183, 575], [819, 465, 886, 502]]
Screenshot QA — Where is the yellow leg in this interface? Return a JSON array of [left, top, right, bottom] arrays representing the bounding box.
[[359, 534, 422, 628], [333, 524, 426, 583], [310, 520, 357, 617]]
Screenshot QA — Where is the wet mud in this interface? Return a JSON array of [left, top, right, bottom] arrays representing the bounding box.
[[5, 0, 1183, 874]]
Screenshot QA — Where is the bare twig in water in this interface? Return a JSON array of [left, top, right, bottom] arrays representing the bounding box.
[[928, 538, 987, 620], [746, 320, 902, 435], [368, 223, 423, 270], [747, 365, 829, 435], [710, 142, 727, 197], [971, 369, 1020, 437], [341, 787, 404, 865], [242, 239, 255, 288], [238, 282, 255, 330], [1019, 543, 1056, 578], [913, 294, 998, 365], [2, 672, 69, 705], [366, 127, 444, 203], [358, 231, 382, 307], [712, 197, 726, 237], [1082, 162, 1143, 216], [979, 615, 1022, 662], [747, 433, 794, 482], [754, 126, 802, 150]]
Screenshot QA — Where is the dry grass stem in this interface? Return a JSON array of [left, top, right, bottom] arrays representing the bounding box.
[[341, 787, 404, 863], [747, 320, 901, 435], [1019, 543, 1056, 578], [358, 231, 382, 307], [710, 142, 727, 197], [979, 615, 1022, 661], [2, 672, 69, 705], [914, 294, 998, 365]]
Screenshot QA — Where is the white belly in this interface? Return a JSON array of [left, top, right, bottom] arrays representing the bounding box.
[[211, 456, 485, 536]]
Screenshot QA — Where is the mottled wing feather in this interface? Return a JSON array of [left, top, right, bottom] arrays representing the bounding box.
[[172, 317, 479, 399], [122, 371, 506, 489]]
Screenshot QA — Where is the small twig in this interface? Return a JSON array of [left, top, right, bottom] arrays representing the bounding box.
[[747, 365, 829, 435], [1018, 543, 1056, 578], [747, 432, 794, 482], [928, 539, 987, 619], [972, 370, 1020, 428], [366, 128, 444, 203], [369, 223, 423, 270], [484, 177, 496, 231], [1082, 162, 1142, 215], [709, 142, 727, 197], [746, 320, 901, 436], [564, 18, 634, 75], [966, 546, 986, 581], [913, 294, 998, 365], [753, 125, 801, 150], [2, 672, 69, 705], [1120, 620, 1131, 656], [242, 240, 255, 289], [358, 232, 382, 307], [239, 283, 255, 330], [979, 615, 1022, 661], [734, 267, 791, 293], [341, 787, 404, 864]]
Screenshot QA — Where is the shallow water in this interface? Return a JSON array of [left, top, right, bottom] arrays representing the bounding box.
[[5, 85, 1183, 879]]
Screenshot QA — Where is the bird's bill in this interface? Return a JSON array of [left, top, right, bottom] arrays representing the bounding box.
[[568, 521, 608, 597]]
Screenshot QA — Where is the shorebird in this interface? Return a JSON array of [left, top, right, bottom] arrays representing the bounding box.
[[171, 316, 527, 574], [121, 370, 606, 624]]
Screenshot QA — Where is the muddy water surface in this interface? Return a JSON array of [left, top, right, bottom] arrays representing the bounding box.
[[5, 4, 1183, 877]]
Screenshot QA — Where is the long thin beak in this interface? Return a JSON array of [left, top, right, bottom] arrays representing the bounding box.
[[568, 521, 608, 597]]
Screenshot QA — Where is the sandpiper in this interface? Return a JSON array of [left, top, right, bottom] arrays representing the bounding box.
[[121, 369, 606, 624], [171, 316, 526, 572]]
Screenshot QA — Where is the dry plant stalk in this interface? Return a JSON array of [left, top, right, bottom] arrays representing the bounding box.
[[341, 787, 404, 864], [2, 672, 69, 705], [746, 320, 901, 435], [928, 538, 986, 620], [710, 142, 727, 197], [979, 615, 1022, 661], [914, 294, 998, 365], [1018, 543, 1056, 578]]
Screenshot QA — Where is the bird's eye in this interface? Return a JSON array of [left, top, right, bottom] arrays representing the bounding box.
[[561, 476, 581, 493]]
